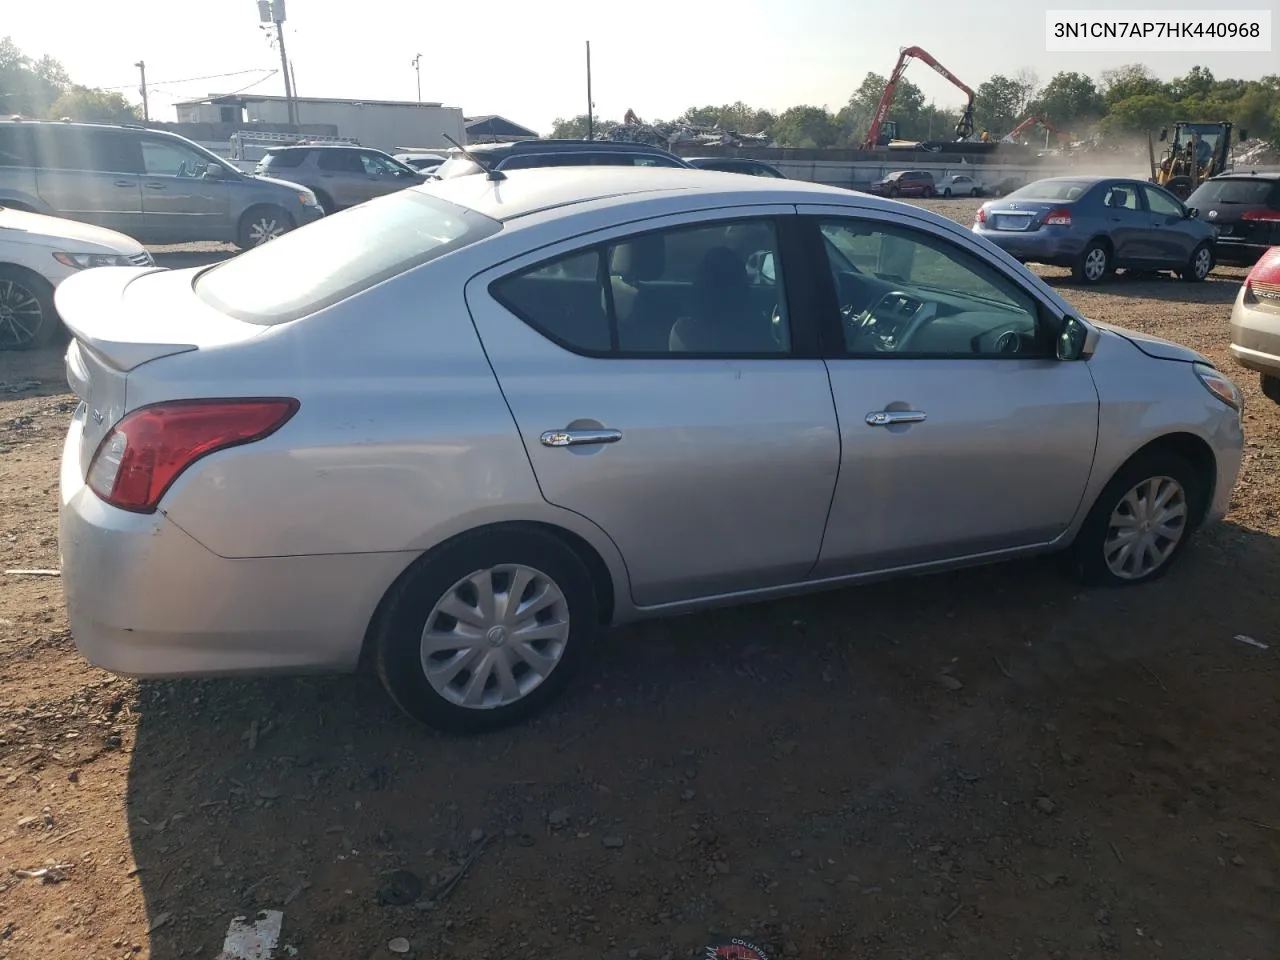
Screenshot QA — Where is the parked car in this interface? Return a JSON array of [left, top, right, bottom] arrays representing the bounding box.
[[0, 119, 323, 249], [990, 176, 1027, 197], [432, 139, 693, 179], [394, 152, 447, 172], [0, 203, 151, 350], [1186, 172, 1280, 267], [867, 170, 936, 198], [935, 174, 983, 197], [685, 157, 786, 178], [1228, 245, 1280, 403], [973, 176, 1217, 284], [56, 168, 1243, 734], [255, 145, 427, 213]]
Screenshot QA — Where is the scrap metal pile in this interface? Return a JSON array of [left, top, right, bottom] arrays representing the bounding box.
[[1235, 139, 1279, 165], [599, 110, 772, 149]]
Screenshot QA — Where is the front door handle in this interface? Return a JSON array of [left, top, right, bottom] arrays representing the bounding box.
[[866, 410, 927, 427], [143, 182, 165, 190], [540, 428, 622, 448], [114, 179, 134, 188]]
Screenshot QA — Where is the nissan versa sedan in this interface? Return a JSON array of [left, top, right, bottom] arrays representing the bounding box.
[[973, 176, 1217, 284], [56, 169, 1244, 734]]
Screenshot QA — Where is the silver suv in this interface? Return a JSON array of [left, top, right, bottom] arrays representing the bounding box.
[[256, 145, 426, 213], [0, 120, 324, 249]]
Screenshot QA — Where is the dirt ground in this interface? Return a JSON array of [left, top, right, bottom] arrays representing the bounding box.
[[0, 199, 1277, 960]]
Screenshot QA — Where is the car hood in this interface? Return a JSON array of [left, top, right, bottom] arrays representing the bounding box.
[[1095, 321, 1209, 364], [251, 174, 312, 193], [0, 206, 145, 253]]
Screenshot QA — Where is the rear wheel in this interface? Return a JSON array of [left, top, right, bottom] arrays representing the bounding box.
[[373, 526, 600, 734], [1180, 242, 1213, 282], [1073, 240, 1111, 284], [1261, 373, 1280, 406], [942, 188, 952, 197], [970, 187, 981, 197], [1067, 451, 1202, 586], [236, 205, 294, 250], [0, 266, 59, 351]]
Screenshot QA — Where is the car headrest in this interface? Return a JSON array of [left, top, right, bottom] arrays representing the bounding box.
[[610, 234, 665, 283]]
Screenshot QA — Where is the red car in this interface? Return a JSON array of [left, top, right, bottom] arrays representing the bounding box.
[[868, 170, 936, 198]]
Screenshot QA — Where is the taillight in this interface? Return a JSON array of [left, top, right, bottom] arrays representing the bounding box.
[[1241, 209, 1280, 222], [86, 398, 299, 513], [1043, 207, 1073, 226], [1243, 247, 1280, 306], [975, 207, 987, 224]]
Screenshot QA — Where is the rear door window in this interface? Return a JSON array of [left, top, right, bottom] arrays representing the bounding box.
[[263, 150, 307, 169], [317, 150, 364, 173]]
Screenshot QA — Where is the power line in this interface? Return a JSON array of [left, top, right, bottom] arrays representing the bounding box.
[[97, 68, 270, 91]]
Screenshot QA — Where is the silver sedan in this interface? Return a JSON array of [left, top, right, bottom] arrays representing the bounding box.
[[56, 168, 1245, 733]]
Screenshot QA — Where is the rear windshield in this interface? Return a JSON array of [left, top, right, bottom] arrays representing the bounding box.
[[194, 190, 501, 325], [1188, 178, 1278, 206], [435, 155, 489, 179], [262, 150, 307, 169], [1005, 180, 1095, 201]]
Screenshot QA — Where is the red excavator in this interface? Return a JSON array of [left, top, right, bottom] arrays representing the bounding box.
[[861, 46, 976, 150], [1001, 116, 1070, 145]]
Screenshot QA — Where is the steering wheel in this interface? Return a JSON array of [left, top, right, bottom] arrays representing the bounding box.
[[846, 290, 937, 352]]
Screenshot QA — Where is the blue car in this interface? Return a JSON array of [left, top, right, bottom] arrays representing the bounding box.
[[972, 176, 1217, 284]]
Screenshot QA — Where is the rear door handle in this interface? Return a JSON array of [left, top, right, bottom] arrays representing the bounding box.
[[540, 428, 622, 448], [114, 179, 134, 188], [866, 410, 927, 426], [143, 182, 165, 190]]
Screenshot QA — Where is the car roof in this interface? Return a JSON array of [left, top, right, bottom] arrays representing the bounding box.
[[462, 139, 677, 155], [267, 144, 368, 152], [421, 166, 896, 223], [1206, 171, 1280, 182]]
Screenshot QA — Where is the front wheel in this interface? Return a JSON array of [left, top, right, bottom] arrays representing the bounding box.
[[942, 188, 952, 197], [1067, 451, 1202, 586], [1180, 242, 1213, 282], [373, 526, 600, 734], [1073, 240, 1111, 284], [1261, 373, 1280, 406], [0, 266, 60, 351], [236, 205, 295, 249]]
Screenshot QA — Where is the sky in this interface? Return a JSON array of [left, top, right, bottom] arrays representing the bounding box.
[[6, 0, 1277, 134]]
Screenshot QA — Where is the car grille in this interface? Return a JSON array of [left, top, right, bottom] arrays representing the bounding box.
[[128, 252, 154, 267]]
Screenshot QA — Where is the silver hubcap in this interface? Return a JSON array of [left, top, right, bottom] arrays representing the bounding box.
[[1194, 248, 1210, 278], [1084, 248, 1107, 281], [420, 564, 570, 709], [0, 279, 43, 348], [248, 217, 284, 245], [1104, 476, 1187, 580]]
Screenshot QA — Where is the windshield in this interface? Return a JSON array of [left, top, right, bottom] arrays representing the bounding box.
[[195, 190, 501, 324], [1004, 180, 1094, 201], [1188, 178, 1276, 205]]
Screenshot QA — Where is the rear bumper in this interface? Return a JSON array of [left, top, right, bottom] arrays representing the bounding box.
[[58, 410, 409, 678], [1230, 299, 1280, 377], [1212, 239, 1271, 267], [972, 227, 1082, 265]]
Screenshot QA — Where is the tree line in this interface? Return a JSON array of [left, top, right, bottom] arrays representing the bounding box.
[[0, 37, 139, 124], [552, 64, 1280, 148]]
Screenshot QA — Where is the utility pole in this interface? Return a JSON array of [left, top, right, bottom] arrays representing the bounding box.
[[258, 0, 297, 126], [585, 41, 593, 141], [134, 61, 149, 121], [411, 53, 422, 103]]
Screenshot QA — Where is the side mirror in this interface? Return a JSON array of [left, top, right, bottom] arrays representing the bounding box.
[[203, 162, 225, 179], [1185, 206, 1199, 219], [1057, 316, 1098, 361]]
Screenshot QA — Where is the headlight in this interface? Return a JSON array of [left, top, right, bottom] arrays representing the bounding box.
[[53, 251, 151, 269], [298, 190, 318, 207], [1194, 362, 1242, 411]]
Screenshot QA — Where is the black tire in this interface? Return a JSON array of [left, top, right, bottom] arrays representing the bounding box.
[[1072, 239, 1111, 284], [0, 266, 60, 351], [1180, 242, 1213, 282], [373, 526, 600, 734], [971, 187, 981, 197], [236, 205, 295, 250], [1164, 176, 1194, 201], [1261, 373, 1280, 406], [311, 190, 335, 215], [1067, 450, 1203, 587], [942, 188, 952, 197]]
